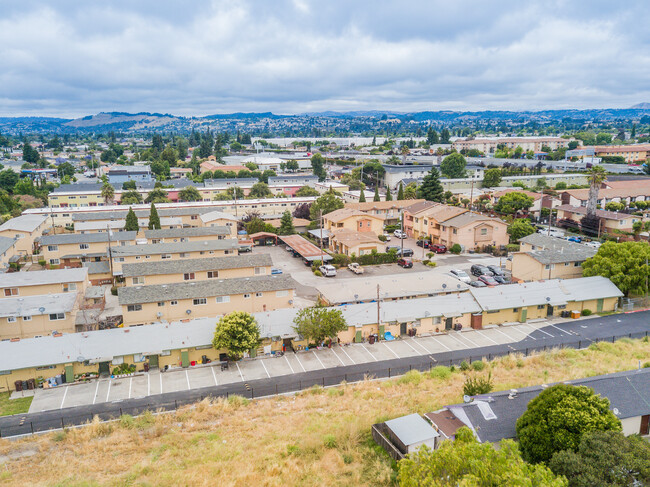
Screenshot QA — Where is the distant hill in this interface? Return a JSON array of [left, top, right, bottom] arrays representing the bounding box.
[[631, 103, 650, 109]]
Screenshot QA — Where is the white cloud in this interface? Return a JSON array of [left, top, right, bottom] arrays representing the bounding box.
[[0, 0, 649, 116]]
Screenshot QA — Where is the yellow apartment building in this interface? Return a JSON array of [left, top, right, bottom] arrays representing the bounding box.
[[556, 205, 641, 233], [0, 214, 49, 256], [142, 226, 232, 244], [0, 292, 79, 340], [344, 199, 426, 226], [39, 231, 137, 267], [322, 208, 385, 236], [121, 254, 273, 286], [0, 267, 90, 299], [118, 274, 297, 326], [0, 237, 19, 269], [329, 228, 384, 256]]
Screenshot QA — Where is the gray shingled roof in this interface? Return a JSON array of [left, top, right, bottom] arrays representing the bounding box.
[[442, 212, 505, 228], [121, 254, 272, 277], [143, 226, 230, 239], [525, 247, 596, 265], [0, 236, 16, 256], [40, 231, 137, 245], [110, 239, 239, 256], [118, 274, 297, 304], [0, 214, 48, 233], [446, 368, 650, 443], [72, 207, 216, 221], [83, 261, 111, 275]]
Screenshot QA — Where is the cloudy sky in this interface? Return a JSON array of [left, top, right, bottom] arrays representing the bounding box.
[[1, 0, 649, 117]]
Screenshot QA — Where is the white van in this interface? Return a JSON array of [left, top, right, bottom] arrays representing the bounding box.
[[319, 265, 337, 277]]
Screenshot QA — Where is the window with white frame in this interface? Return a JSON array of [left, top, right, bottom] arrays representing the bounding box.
[[62, 282, 77, 292], [215, 295, 230, 303], [47, 245, 58, 251], [184, 273, 195, 281], [193, 298, 207, 305], [7, 317, 16, 323], [3, 288, 18, 297], [157, 302, 165, 307], [207, 270, 219, 278], [254, 267, 265, 275], [49, 258, 60, 265], [255, 292, 263, 297], [126, 304, 142, 312], [243, 293, 251, 299], [22, 316, 32, 321], [132, 277, 144, 285], [49, 313, 65, 320], [170, 300, 178, 306], [276, 290, 289, 297], [79, 243, 89, 250], [161, 254, 172, 259]]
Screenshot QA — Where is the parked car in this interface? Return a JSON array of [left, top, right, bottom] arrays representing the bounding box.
[[319, 265, 337, 277], [493, 275, 511, 284], [238, 246, 252, 253], [478, 275, 500, 286], [397, 248, 414, 257], [397, 258, 413, 268], [470, 264, 493, 277], [431, 244, 447, 254], [566, 236, 582, 243], [394, 230, 406, 239], [585, 241, 602, 249], [487, 265, 505, 276], [271, 267, 283, 275], [449, 269, 472, 283], [416, 240, 431, 249], [469, 280, 487, 288], [382, 233, 392, 242], [347, 262, 364, 274]]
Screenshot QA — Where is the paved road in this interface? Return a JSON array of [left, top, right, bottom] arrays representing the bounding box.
[[1, 310, 648, 438]]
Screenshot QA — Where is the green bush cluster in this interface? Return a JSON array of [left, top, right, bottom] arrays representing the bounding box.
[[581, 309, 592, 316], [112, 363, 136, 376]]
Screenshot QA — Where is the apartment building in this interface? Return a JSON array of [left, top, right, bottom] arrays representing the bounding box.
[[556, 205, 641, 233], [0, 237, 19, 269], [143, 226, 232, 243], [118, 274, 297, 326], [0, 214, 49, 255], [329, 229, 384, 256], [39, 231, 137, 266], [561, 179, 650, 207], [73, 217, 183, 233], [453, 137, 574, 154], [110, 239, 240, 275], [121, 254, 273, 286], [593, 144, 650, 163], [510, 233, 597, 282], [344, 199, 426, 226], [322, 208, 385, 236]]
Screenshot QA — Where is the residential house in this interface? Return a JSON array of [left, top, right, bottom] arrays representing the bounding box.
[[170, 167, 193, 179], [0, 214, 49, 256], [322, 208, 385, 236], [438, 213, 509, 251], [344, 199, 427, 227], [329, 228, 384, 256], [556, 204, 641, 233], [39, 231, 137, 267]]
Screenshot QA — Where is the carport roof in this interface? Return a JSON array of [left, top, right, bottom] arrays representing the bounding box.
[[279, 234, 331, 260]]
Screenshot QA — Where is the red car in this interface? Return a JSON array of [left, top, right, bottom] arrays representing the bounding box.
[[431, 244, 447, 254], [478, 275, 500, 287], [397, 258, 413, 268]]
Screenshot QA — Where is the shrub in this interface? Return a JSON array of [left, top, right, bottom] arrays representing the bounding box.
[[463, 373, 493, 396], [426, 252, 435, 259], [422, 259, 430, 265], [111, 286, 118, 296], [581, 309, 592, 316], [428, 366, 452, 380], [450, 243, 462, 254], [506, 244, 520, 252], [353, 251, 398, 266], [119, 414, 135, 429], [426, 261, 437, 267], [460, 361, 470, 371], [38, 259, 46, 267], [331, 253, 351, 266], [313, 270, 323, 277], [398, 370, 423, 385], [472, 360, 486, 371], [643, 362, 650, 368], [378, 235, 387, 242], [323, 434, 337, 448]]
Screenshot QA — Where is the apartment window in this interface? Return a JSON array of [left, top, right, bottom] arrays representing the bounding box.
[[3, 288, 18, 297], [453, 229, 457, 235], [243, 293, 251, 299], [480, 228, 488, 236], [184, 272, 195, 281], [574, 262, 582, 267], [47, 245, 58, 251], [79, 243, 89, 250], [179, 253, 188, 258], [513, 308, 520, 312], [537, 305, 546, 310], [132, 277, 144, 285], [564, 262, 570, 266], [191, 215, 198, 220], [207, 271, 219, 278], [49, 313, 65, 320], [276, 290, 289, 297], [161, 254, 172, 259], [7, 317, 16, 323], [63, 283, 77, 292], [215, 295, 230, 303], [49, 258, 60, 265], [557, 305, 567, 310], [193, 298, 207, 305], [254, 267, 266, 275], [135, 256, 141, 260], [115, 257, 125, 262], [157, 302, 165, 307], [255, 292, 263, 297], [170, 300, 178, 306], [22, 315, 32, 321], [151, 239, 161, 244], [127, 304, 142, 312], [544, 264, 554, 270], [120, 241, 127, 246], [145, 255, 151, 259]]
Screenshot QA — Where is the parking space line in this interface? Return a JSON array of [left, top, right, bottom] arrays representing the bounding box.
[[185, 370, 191, 390], [339, 346, 356, 364], [455, 332, 480, 348], [533, 325, 554, 338], [549, 324, 572, 336], [293, 353, 307, 372], [106, 380, 112, 402], [92, 380, 99, 405], [520, 323, 552, 338], [493, 328, 516, 342], [284, 355, 295, 373], [507, 325, 536, 340], [330, 347, 346, 366], [235, 362, 245, 381], [402, 339, 422, 355], [260, 359, 271, 378], [211, 366, 218, 386], [362, 344, 379, 361], [312, 351, 326, 369], [446, 333, 470, 349], [475, 330, 500, 345], [429, 336, 452, 351], [160, 373, 163, 393], [147, 373, 150, 396], [60, 386, 68, 410], [382, 342, 400, 359], [128, 377, 132, 399], [412, 338, 433, 354]]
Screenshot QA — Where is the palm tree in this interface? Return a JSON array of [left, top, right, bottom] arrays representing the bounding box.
[[101, 182, 115, 205], [586, 166, 607, 217]]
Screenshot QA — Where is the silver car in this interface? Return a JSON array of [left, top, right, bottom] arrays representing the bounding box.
[[450, 269, 472, 283]]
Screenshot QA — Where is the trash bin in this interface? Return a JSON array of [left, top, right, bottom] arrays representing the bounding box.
[[14, 380, 22, 392], [369, 335, 376, 345], [144, 363, 149, 372]]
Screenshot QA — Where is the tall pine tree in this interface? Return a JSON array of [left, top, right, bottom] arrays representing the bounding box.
[[148, 202, 161, 230], [385, 187, 392, 201], [278, 210, 295, 235], [397, 182, 405, 200], [419, 168, 444, 202], [373, 186, 380, 202], [124, 207, 139, 232], [359, 190, 366, 202]]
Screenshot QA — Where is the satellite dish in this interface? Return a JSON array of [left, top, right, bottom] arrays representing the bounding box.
[[77, 356, 84, 362], [463, 395, 471, 403], [442, 283, 447, 289], [546, 297, 551, 302], [186, 309, 192, 315], [613, 407, 620, 416], [156, 312, 163, 317], [39, 307, 46, 313]]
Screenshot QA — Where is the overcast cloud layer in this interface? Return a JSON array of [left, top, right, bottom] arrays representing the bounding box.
[[1, 0, 650, 117]]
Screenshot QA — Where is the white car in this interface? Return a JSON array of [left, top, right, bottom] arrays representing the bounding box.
[[584, 241, 602, 249], [394, 230, 406, 239], [319, 265, 337, 277], [382, 233, 392, 241], [449, 269, 472, 283]]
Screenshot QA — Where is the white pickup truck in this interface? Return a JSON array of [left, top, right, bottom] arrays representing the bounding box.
[[347, 262, 364, 274]]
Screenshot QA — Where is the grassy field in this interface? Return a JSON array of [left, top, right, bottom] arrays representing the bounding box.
[[0, 338, 648, 486], [0, 392, 32, 417]]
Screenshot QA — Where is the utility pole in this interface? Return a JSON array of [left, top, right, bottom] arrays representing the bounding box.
[[400, 211, 404, 257], [319, 209, 324, 266], [469, 179, 474, 215], [106, 224, 114, 280], [376, 284, 380, 333]]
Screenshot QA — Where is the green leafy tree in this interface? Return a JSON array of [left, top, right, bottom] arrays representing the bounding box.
[[399, 427, 566, 487], [245, 217, 272, 235], [397, 182, 404, 200], [144, 188, 170, 204], [482, 168, 502, 188], [373, 185, 380, 202], [440, 153, 467, 179], [122, 180, 136, 190], [124, 207, 139, 232], [418, 167, 444, 202], [295, 186, 319, 197], [596, 132, 613, 145], [385, 186, 392, 201], [22, 142, 40, 163], [440, 127, 451, 144], [582, 241, 650, 295], [0, 170, 19, 192], [358, 190, 366, 202], [285, 160, 299, 172], [121, 190, 143, 205], [404, 182, 418, 199], [310, 192, 344, 220], [178, 186, 202, 202], [57, 162, 75, 179], [249, 182, 273, 199], [508, 218, 536, 242], [311, 153, 327, 181], [150, 159, 170, 179], [516, 384, 621, 464], [212, 311, 261, 361], [292, 307, 348, 345], [548, 430, 650, 487], [148, 203, 161, 230], [495, 192, 534, 214], [101, 182, 115, 204], [13, 178, 35, 196], [278, 210, 295, 235], [426, 127, 439, 144]]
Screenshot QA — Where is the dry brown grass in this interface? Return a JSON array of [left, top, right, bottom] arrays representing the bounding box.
[[0, 338, 648, 487]]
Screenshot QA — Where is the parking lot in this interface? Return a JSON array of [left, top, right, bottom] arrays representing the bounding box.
[[27, 317, 580, 413]]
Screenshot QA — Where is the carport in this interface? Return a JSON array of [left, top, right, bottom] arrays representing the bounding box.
[[278, 234, 332, 264], [249, 232, 278, 246]]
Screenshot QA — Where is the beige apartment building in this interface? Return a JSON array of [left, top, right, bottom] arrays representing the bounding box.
[[74, 216, 183, 233], [404, 202, 466, 241], [0, 267, 90, 298], [110, 239, 240, 275], [0, 237, 18, 269], [0, 214, 49, 255], [344, 199, 427, 227], [198, 210, 238, 236], [121, 254, 273, 286], [329, 229, 384, 256], [438, 213, 509, 250], [322, 208, 385, 236], [594, 144, 650, 163], [142, 226, 232, 243], [39, 231, 137, 266], [118, 274, 297, 326], [556, 205, 641, 233], [453, 137, 574, 154]]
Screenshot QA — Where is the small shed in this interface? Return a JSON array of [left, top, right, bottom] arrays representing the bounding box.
[[249, 232, 278, 246], [383, 413, 439, 454]]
